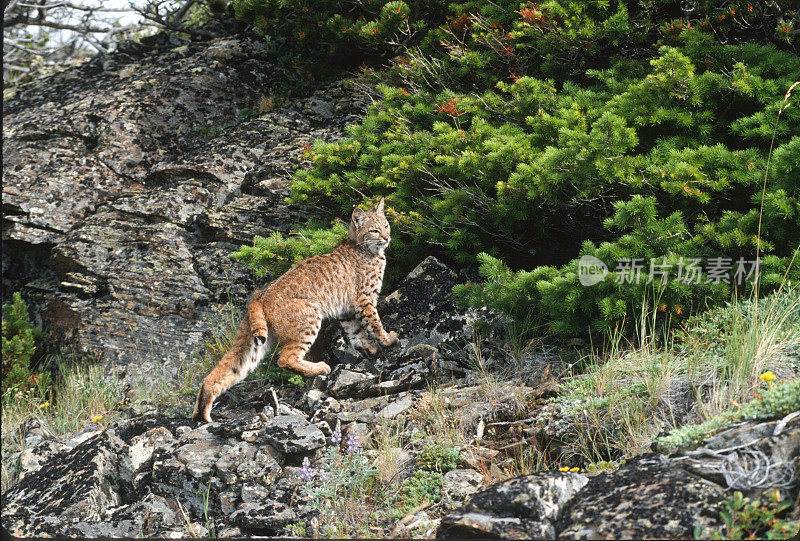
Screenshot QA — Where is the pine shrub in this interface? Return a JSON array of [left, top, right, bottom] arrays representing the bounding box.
[[232, 221, 349, 279], [2, 292, 49, 402], [236, 0, 799, 335]]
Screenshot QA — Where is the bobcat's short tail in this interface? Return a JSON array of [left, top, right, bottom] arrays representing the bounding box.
[[192, 316, 273, 423]]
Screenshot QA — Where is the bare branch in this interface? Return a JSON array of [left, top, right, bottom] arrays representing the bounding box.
[[15, 2, 131, 12]]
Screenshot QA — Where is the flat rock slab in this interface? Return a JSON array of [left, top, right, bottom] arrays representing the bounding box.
[[2, 431, 125, 537], [261, 415, 326, 454]]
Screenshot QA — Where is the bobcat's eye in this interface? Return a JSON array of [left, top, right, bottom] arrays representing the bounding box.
[[369, 229, 379, 234]]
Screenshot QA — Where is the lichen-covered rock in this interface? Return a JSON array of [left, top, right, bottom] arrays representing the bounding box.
[[438, 471, 589, 539], [671, 411, 800, 496], [327, 367, 379, 399], [2, 430, 125, 536], [558, 455, 725, 540], [379, 256, 504, 359], [261, 415, 326, 455], [0, 414, 313, 537], [2, 27, 367, 382], [443, 469, 485, 501]]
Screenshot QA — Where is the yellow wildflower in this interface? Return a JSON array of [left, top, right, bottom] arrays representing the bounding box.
[[91, 415, 103, 423], [760, 371, 776, 382], [38, 401, 50, 409], [570, 467, 580, 472], [558, 466, 570, 472]]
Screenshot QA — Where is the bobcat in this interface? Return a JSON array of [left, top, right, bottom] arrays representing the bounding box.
[[192, 199, 399, 422]]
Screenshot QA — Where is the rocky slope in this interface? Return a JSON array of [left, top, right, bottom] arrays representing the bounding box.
[[3, 256, 798, 538]]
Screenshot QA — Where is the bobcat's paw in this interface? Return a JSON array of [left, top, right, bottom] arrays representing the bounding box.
[[357, 340, 380, 355], [314, 362, 332, 376], [382, 331, 400, 347]]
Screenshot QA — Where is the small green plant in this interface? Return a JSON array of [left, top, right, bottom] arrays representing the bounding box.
[[300, 429, 383, 538], [396, 469, 443, 514], [201, 481, 216, 538], [416, 443, 459, 473], [284, 522, 307, 537], [2, 292, 48, 403], [260, 363, 304, 387], [696, 489, 798, 540], [392, 442, 459, 515], [1, 358, 121, 492]]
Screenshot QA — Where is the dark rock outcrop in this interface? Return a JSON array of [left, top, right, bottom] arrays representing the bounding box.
[[2, 29, 367, 383], [438, 472, 589, 539]]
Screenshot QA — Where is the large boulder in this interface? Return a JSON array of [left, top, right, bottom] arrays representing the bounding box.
[[557, 455, 725, 540], [0, 415, 310, 537], [438, 472, 589, 539], [320, 256, 506, 399]]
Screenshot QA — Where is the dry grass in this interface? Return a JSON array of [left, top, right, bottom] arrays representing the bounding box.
[[1, 360, 121, 492], [556, 285, 800, 465]]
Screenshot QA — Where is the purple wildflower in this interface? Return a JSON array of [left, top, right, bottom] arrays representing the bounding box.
[[345, 432, 360, 454], [331, 427, 342, 445], [300, 456, 315, 479]]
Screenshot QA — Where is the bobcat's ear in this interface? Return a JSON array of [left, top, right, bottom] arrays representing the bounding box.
[[352, 206, 365, 225], [375, 198, 385, 213]]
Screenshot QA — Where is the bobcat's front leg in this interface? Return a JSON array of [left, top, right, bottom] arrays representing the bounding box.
[[354, 294, 399, 348], [248, 298, 268, 345]]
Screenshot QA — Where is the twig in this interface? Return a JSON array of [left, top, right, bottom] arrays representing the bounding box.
[[388, 502, 432, 537]]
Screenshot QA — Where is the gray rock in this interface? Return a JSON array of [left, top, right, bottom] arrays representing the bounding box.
[[671, 412, 800, 497], [2, 29, 368, 382], [378, 394, 414, 420], [443, 469, 485, 501], [438, 471, 588, 539], [306, 388, 328, 409], [327, 367, 378, 398], [261, 415, 326, 454], [118, 426, 175, 487], [2, 430, 125, 536]]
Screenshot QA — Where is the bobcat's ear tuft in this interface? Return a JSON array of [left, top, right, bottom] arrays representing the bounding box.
[[375, 198, 385, 213], [352, 206, 365, 225]]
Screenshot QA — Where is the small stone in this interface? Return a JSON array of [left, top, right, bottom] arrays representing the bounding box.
[[327, 368, 378, 398], [261, 415, 326, 454], [443, 469, 484, 501], [378, 394, 414, 420], [306, 389, 327, 409], [277, 403, 307, 418]]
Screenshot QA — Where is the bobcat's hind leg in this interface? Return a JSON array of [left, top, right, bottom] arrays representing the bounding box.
[[272, 300, 331, 377], [341, 317, 379, 355], [193, 317, 272, 423]]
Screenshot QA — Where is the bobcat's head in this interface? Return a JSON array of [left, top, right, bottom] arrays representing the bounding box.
[[349, 198, 390, 255]]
